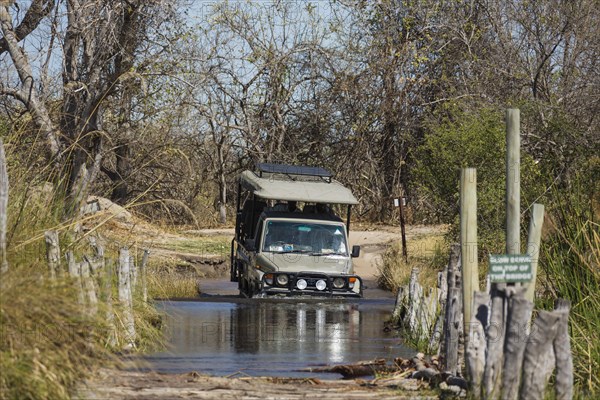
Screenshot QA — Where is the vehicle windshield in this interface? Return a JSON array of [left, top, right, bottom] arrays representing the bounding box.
[[262, 220, 348, 256]]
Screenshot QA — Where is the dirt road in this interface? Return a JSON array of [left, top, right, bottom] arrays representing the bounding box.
[[79, 368, 438, 399]]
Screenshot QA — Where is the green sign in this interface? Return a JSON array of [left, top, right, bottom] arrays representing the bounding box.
[[489, 254, 532, 283]]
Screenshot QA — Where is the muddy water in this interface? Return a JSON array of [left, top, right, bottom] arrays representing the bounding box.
[[145, 298, 415, 379]]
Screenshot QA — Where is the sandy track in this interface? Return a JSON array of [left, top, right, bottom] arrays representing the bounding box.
[[78, 368, 437, 400]]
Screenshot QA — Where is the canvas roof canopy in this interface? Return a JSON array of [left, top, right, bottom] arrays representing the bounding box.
[[240, 170, 359, 205]]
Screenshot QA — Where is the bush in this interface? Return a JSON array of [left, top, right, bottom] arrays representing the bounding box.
[[412, 106, 544, 258]]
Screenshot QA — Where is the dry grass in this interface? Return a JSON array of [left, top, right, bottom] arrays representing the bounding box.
[[377, 234, 447, 292], [0, 268, 112, 400], [146, 261, 200, 299]]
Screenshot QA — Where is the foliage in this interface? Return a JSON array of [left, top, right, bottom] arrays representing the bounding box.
[[413, 106, 544, 257], [0, 126, 163, 398], [538, 168, 600, 394], [0, 269, 111, 400]]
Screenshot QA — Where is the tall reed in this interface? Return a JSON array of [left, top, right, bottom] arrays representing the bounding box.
[[540, 179, 599, 394]]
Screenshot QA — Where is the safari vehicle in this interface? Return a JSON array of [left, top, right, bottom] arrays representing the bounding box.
[[230, 163, 363, 298]]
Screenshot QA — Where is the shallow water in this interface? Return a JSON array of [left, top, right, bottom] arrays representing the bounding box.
[[145, 299, 415, 379]]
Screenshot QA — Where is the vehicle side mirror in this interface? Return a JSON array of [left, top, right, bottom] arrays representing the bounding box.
[[245, 239, 256, 251], [351, 245, 361, 258]]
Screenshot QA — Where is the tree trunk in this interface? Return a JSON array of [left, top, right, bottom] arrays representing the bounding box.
[[112, 139, 131, 204]]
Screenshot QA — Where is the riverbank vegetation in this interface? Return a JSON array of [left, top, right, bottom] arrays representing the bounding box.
[[1, 0, 599, 397]]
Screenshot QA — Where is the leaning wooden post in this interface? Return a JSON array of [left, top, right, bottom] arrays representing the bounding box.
[[524, 204, 545, 304], [140, 249, 150, 303], [44, 231, 61, 279], [0, 138, 8, 274], [118, 248, 135, 349], [460, 168, 479, 340]]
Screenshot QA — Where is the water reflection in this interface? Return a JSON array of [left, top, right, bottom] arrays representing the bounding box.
[[146, 300, 414, 378]]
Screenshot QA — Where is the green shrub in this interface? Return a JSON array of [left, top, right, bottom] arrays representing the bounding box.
[[412, 106, 544, 258]]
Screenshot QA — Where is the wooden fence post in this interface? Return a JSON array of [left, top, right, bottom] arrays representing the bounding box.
[[520, 310, 562, 399], [66, 251, 85, 306], [44, 230, 61, 279], [408, 267, 422, 334], [104, 259, 117, 347], [501, 292, 534, 400], [443, 244, 462, 375], [553, 299, 573, 400], [506, 108, 521, 256], [466, 291, 489, 398], [80, 258, 98, 315], [428, 267, 448, 353], [483, 287, 506, 399], [0, 138, 8, 274], [129, 255, 137, 296], [525, 204, 545, 304], [460, 167, 479, 340], [140, 249, 149, 303], [119, 248, 135, 349]]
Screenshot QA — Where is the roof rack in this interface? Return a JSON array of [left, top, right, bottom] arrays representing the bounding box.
[[256, 163, 332, 182]]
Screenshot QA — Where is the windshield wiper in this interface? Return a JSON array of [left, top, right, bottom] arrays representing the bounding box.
[[311, 251, 347, 256], [271, 249, 311, 254]]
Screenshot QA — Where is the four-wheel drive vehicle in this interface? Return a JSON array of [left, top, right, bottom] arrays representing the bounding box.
[[231, 163, 363, 298]]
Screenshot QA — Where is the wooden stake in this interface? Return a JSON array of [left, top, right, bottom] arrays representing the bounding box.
[[118, 248, 135, 349], [443, 244, 462, 375], [506, 109, 520, 256], [428, 268, 448, 354], [525, 204, 545, 303], [44, 230, 61, 279], [466, 291, 489, 398], [520, 310, 562, 400], [129, 255, 137, 295], [483, 288, 506, 399], [81, 258, 98, 315], [553, 299, 573, 400], [140, 249, 149, 303], [104, 259, 117, 348], [66, 251, 85, 305], [460, 168, 479, 338], [501, 293, 533, 400]]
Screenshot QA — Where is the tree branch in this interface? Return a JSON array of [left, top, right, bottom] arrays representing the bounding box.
[[0, 0, 55, 56]]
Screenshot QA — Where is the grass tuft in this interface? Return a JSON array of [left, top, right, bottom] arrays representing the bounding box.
[[0, 268, 112, 400], [538, 183, 599, 395], [377, 234, 447, 292]]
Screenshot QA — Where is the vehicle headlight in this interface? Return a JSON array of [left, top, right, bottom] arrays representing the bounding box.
[[333, 277, 345, 289], [276, 274, 289, 286], [315, 279, 327, 291], [296, 279, 307, 290], [264, 273, 274, 285]]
